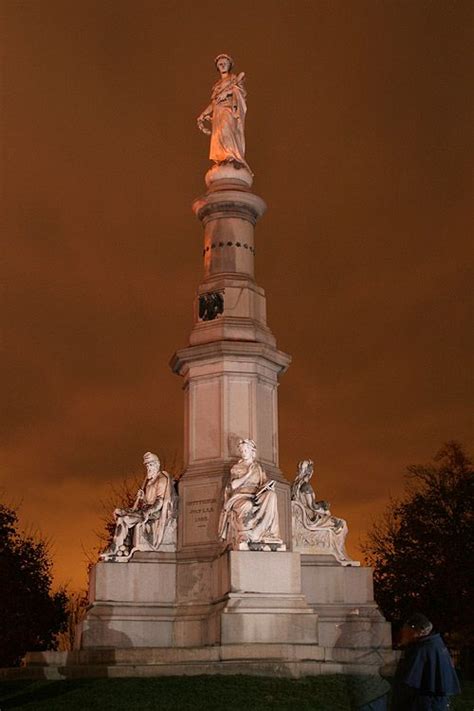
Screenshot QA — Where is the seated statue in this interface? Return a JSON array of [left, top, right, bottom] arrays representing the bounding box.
[[291, 459, 357, 565], [218, 438, 284, 551], [100, 451, 177, 561]]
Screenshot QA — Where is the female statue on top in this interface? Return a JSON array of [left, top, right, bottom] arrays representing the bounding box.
[[197, 53, 252, 176]]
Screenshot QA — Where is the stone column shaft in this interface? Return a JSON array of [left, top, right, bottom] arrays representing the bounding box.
[[171, 179, 291, 553]]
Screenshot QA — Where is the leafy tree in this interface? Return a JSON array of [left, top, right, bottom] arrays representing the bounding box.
[[363, 441, 474, 648], [0, 502, 69, 667]]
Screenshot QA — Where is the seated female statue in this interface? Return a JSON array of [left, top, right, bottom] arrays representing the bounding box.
[[219, 439, 284, 550], [291, 459, 355, 565]]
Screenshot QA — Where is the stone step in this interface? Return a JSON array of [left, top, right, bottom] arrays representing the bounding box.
[[1, 660, 321, 680], [24, 643, 323, 667], [2, 645, 394, 680]]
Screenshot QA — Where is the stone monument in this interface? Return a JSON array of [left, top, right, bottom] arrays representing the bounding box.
[[20, 54, 394, 679]]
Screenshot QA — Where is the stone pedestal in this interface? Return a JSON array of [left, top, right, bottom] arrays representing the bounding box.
[[221, 552, 318, 645], [77, 550, 319, 652], [300, 555, 393, 673], [20, 551, 394, 679], [77, 553, 178, 649]]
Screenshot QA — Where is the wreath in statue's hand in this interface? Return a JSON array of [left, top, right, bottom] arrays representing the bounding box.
[[197, 115, 212, 135]]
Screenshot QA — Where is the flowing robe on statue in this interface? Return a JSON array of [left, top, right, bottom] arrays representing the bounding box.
[[104, 470, 174, 559], [219, 459, 281, 548], [132, 471, 174, 550], [291, 477, 352, 564], [209, 73, 251, 173]]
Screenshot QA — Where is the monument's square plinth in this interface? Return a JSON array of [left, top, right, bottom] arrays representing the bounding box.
[[23, 546, 394, 679], [221, 552, 318, 646], [78, 551, 318, 651]]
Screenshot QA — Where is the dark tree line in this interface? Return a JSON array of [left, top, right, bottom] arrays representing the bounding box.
[[363, 441, 474, 649], [0, 502, 69, 667]]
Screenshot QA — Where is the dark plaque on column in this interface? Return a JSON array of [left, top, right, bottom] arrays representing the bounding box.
[[199, 292, 224, 321]]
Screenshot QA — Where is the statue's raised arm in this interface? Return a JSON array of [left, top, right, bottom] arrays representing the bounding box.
[[197, 54, 252, 179]]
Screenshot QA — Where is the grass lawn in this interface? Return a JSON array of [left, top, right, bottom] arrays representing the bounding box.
[[1, 675, 473, 710]]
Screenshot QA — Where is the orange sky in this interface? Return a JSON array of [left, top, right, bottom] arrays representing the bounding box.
[[2, 0, 473, 591]]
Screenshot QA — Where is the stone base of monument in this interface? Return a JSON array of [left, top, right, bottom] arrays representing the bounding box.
[[17, 643, 395, 681], [300, 554, 393, 672], [76, 552, 179, 649], [8, 551, 395, 679], [76, 551, 318, 650], [76, 552, 226, 649]]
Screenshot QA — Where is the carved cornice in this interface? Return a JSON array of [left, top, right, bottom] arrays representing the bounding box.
[[193, 190, 266, 226], [169, 340, 292, 377]]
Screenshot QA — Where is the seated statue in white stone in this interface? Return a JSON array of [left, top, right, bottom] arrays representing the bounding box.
[[218, 438, 284, 551], [100, 451, 177, 562], [291, 459, 357, 565]]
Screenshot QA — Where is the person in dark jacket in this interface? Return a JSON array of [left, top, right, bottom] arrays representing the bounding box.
[[391, 612, 461, 710]]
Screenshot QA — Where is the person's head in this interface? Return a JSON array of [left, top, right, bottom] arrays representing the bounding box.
[[238, 438, 257, 461], [298, 459, 314, 479], [400, 612, 433, 646], [215, 53, 233, 75], [143, 451, 161, 479]]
